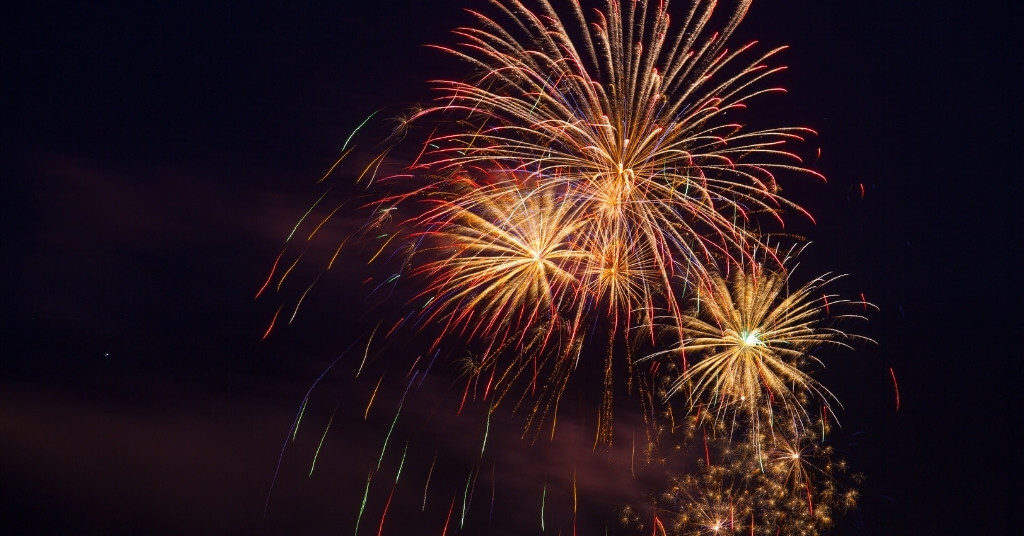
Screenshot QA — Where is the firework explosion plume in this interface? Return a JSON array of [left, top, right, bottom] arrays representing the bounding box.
[[403, 0, 824, 311], [295, 0, 829, 440], [643, 257, 873, 445]]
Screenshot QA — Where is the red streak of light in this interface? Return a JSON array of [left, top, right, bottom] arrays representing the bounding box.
[[805, 478, 814, 516], [890, 367, 901, 411], [385, 317, 405, 339], [407, 355, 422, 377], [255, 249, 285, 299], [261, 306, 282, 340], [653, 516, 665, 536], [458, 378, 471, 415], [703, 427, 711, 466], [377, 486, 396, 536], [440, 497, 456, 536], [483, 368, 495, 400], [531, 351, 537, 396]]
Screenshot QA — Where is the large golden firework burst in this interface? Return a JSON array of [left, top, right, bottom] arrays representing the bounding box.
[[271, 0, 832, 442], [406, 0, 823, 296], [394, 0, 823, 437]]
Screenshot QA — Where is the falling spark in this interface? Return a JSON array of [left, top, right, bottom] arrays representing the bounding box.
[[354, 470, 373, 536], [308, 410, 336, 476], [480, 412, 491, 457], [287, 190, 330, 242], [365, 376, 384, 420], [890, 367, 901, 411], [422, 454, 437, 511], [440, 497, 456, 536], [261, 305, 282, 341], [357, 322, 382, 378], [255, 248, 285, 299], [540, 480, 547, 532]]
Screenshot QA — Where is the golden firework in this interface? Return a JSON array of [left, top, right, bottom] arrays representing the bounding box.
[[645, 262, 872, 440]]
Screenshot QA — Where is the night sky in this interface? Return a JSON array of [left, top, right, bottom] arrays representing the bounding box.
[[2, 1, 1019, 534]]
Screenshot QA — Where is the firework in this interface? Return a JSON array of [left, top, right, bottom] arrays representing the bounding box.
[[639, 404, 860, 536], [318, 0, 824, 439], [405, 0, 822, 286], [643, 258, 873, 446], [265, 0, 882, 533]]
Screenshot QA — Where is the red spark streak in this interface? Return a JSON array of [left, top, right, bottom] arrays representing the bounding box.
[[440, 497, 456, 536], [805, 478, 814, 516], [703, 426, 711, 466], [255, 249, 285, 299], [890, 367, 901, 411], [377, 485, 396, 536], [261, 305, 282, 340]]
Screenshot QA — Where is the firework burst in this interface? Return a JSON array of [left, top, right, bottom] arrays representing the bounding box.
[[265, 0, 883, 533], [328, 0, 826, 438], [643, 257, 874, 446], [407, 0, 822, 283]]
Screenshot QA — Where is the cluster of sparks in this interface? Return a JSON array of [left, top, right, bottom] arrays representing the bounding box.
[[652, 426, 861, 536], [264, 0, 878, 534]]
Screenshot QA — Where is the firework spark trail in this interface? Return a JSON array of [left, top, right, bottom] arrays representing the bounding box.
[[377, 371, 418, 470], [440, 497, 456, 536], [355, 470, 373, 536], [261, 305, 282, 341], [308, 409, 335, 476], [289, 276, 321, 325], [292, 398, 308, 442], [890, 367, 901, 411], [265, 340, 360, 514], [357, 322, 382, 379], [480, 412, 491, 456], [255, 248, 285, 299], [423, 454, 437, 511], [540, 480, 547, 532], [365, 376, 384, 420], [490, 460, 497, 522], [572, 469, 578, 536], [376, 486, 396, 536], [375, 444, 408, 536], [460, 468, 474, 529]]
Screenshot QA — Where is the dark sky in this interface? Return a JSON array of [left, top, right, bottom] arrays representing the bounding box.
[[2, 1, 1019, 535]]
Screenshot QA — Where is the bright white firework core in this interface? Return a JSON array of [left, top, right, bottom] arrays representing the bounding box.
[[739, 330, 762, 347]]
